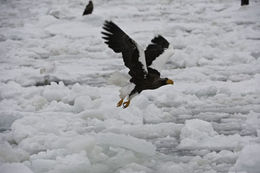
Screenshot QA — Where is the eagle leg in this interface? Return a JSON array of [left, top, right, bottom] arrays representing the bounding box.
[[117, 98, 124, 107], [123, 100, 130, 109]]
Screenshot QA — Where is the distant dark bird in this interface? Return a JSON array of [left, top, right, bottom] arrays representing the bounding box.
[[83, 0, 93, 16], [102, 21, 174, 108]]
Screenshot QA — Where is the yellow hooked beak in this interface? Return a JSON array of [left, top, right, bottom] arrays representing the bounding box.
[[166, 79, 174, 85]]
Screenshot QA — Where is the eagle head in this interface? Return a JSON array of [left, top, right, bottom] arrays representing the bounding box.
[[154, 78, 174, 89], [165, 78, 174, 85]]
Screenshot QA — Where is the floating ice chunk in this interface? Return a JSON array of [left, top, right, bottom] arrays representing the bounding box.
[[79, 109, 105, 120], [45, 100, 73, 112], [179, 119, 252, 150], [184, 86, 218, 98], [117, 108, 144, 125], [99, 107, 143, 125], [142, 104, 166, 123], [30, 152, 91, 173], [51, 152, 91, 173], [0, 142, 29, 162], [11, 116, 40, 143], [42, 82, 69, 102], [67, 83, 101, 101], [104, 148, 137, 171], [96, 133, 156, 156], [66, 135, 96, 153], [0, 111, 22, 131], [0, 81, 22, 100], [74, 95, 100, 112], [31, 95, 48, 111], [106, 122, 183, 139], [31, 159, 56, 173], [0, 163, 33, 173], [180, 119, 217, 142], [241, 111, 260, 135], [40, 62, 56, 74], [158, 161, 187, 173], [73, 95, 93, 113], [117, 163, 152, 173], [18, 134, 58, 155], [204, 150, 237, 165], [230, 144, 260, 173], [195, 86, 217, 97]]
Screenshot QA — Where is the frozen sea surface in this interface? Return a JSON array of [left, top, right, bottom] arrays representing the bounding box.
[[0, 0, 260, 173]]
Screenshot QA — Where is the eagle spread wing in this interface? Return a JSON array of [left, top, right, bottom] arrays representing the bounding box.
[[145, 35, 174, 78], [102, 21, 148, 85]]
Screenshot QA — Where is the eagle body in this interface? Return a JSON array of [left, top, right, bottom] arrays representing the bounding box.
[[102, 21, 174, 108], [120, 75, 169, 99]]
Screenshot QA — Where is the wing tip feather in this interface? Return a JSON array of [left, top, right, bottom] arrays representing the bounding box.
[[151, 35, 170, 48]]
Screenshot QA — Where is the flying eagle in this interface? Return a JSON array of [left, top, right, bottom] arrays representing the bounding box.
[[82, 0, 93, 16], [102, 21, 174, 108]]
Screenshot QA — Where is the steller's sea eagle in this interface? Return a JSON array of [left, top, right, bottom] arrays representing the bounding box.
[[102, 21, 174, 108], [83, 0, 93, 16]]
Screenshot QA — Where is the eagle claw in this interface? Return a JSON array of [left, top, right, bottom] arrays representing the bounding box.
[[123, 100, 130, 108], [117, 99, 124, 107]]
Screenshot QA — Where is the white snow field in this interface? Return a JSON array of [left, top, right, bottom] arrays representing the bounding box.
[[0, 0, 260, 172]]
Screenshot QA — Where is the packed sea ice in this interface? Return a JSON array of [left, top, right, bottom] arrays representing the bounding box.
[[0, 0, 260, 173]]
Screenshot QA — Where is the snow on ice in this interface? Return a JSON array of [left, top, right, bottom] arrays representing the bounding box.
[[0, 0, 260, 173]]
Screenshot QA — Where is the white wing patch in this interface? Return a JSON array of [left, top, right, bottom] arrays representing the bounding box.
[[135, 42, 148, 76], [150, 44, 174, 72]]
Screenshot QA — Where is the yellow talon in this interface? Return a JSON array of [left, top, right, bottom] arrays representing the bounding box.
[[123, 100, 130, 109], [117, 98, 124, 107]]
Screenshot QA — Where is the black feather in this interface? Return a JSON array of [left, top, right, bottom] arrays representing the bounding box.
[[145, 35, 170, 67], [151, 35, 169, 49], [101, 21, 147, 85], [83, 1, 93, 16]]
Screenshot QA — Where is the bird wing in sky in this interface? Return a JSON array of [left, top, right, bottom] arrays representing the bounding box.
[[83, 0, 93, 15], [102, 21, 148, 85], [145, 35, 174, 74]]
